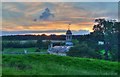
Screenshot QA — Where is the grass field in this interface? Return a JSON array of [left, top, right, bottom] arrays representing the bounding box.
[[3, 48, 36, 52], [3, 48, 47, 52], [2, 54, 119, 75]]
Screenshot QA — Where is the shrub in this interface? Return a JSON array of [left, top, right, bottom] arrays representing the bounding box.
[[35, 48, 41, 52], [67, 42, 99, 58]]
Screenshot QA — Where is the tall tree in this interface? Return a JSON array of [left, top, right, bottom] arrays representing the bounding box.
[[93, 19, 119, 60]]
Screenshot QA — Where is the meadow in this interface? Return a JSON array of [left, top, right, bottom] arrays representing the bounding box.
[[3, 48, 36, 52], [2, 54, 119, 75]]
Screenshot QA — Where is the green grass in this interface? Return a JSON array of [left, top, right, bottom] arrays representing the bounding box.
[[3, 48, 36, 52], [2, 54, 119, 75], [3, 48, 47, 52]]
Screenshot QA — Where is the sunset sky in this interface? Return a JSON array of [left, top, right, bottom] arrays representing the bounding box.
[[2, 2, 118, 35]]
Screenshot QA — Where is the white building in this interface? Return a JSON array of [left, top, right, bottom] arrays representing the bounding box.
[[47, 27, 73, 56]]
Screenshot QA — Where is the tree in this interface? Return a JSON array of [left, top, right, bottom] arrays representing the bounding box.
[[72, 39, 79, 46], [43, 40, 51, 49], [93, 19, 119, 60], [1, 46, 4, 51], [36, 38, 43, 49], [67, 42, 99, 58]]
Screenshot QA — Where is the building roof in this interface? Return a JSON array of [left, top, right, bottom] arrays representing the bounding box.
[[48, 46, 71, 53], [66, 30, 72, 34], [66, 41, 73, 46]]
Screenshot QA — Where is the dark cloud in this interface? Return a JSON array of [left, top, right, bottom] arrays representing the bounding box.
[[40, 8, 54, 20], [34, 8, 54, 21]]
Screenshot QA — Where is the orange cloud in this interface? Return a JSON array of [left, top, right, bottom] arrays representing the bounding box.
[[78, 22, 94, 25], [2, 18, 94, 32]]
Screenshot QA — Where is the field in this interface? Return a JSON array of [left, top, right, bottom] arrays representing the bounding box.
[[3, 48, 47, 52], [2, 54, 119, 75], [3, 48, 36, 52]]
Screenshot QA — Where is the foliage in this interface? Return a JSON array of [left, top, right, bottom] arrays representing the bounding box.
[[72, 39, 79, 46], [98, 50, 112, 60], [43, 41, 51, 49], [36, 38, 43, 49], [93, 19, 119, 60], [35, 48, 41, 52], [2, 34, 66, 40], [67, 42, 100, 59]]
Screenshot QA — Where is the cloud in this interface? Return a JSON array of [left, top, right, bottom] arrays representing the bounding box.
[[34, 8, 54, 21], [78, 22, 94, 26], [72, 30, 90, 35]]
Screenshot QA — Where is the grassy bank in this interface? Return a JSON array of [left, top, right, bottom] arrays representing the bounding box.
[[2, 54, 119, 75]]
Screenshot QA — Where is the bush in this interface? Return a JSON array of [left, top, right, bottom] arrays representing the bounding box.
[[35, 49, 41, 52], [67, 42, 100, 58]]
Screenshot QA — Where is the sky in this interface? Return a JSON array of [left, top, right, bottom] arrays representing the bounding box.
[[2, 0, 120, 2], [1, 2, 118, 35]]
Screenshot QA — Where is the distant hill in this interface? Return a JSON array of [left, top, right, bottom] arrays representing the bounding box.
[[2, 54, 119, 75]]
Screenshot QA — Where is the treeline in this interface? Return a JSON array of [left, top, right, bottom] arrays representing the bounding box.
[[2, 34, 66, 40], [2, 34, 93, 41]]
